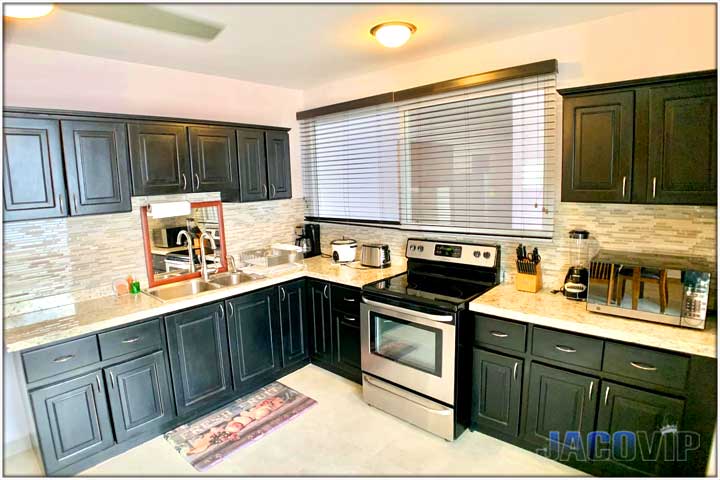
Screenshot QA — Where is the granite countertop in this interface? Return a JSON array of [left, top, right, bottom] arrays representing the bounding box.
[[4, 256, 406, 353], [469, 283, 717, 358]]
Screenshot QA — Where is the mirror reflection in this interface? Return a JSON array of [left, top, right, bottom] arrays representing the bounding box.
[[147, 205, 224, 284]]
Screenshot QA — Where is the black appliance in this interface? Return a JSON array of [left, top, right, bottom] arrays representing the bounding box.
[[564, 229, 590, 300], [360, 238, 501, 441], [302, 223, 321, 258]]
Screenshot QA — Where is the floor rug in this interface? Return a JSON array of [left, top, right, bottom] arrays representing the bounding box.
[[164, 382, 317, 471]]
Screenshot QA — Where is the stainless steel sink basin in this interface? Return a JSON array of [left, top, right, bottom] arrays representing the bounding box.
[[209, 272, 262, 287], [145, 279, 223, 301]]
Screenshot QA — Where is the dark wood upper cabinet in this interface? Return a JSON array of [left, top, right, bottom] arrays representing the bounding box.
[[236, 128, 268, 202], [646, 79, 717, 205], [188, 126, 240, 202], [61, 120, 132, 216], [3, 117, 68, 221], [561, 91, 635, 203], [128, 123, 191, 196], [560, 71, 717, 206], [266, 130, 292, 200]]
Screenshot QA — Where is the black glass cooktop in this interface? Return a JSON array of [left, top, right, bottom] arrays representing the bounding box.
[[363, 272, 494, 311]]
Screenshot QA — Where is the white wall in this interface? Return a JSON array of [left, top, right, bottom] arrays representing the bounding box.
[[303, 4, 716, 109], [4, 44, 305, 195]]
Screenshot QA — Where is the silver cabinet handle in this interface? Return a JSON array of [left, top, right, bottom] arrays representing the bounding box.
[[228, 302, 234, 318], [652, 177, 657, 199], [109, 371, 115, 389], [630, 361, 657, 371], [622, 176, 627, 197], [121, 336, 140, 344], [58, 195, 65, 214], [323, 284, 329, 299], [280, 287, 286, 301], [343, 297, 356, 303], [262, 184, 268, 197], [513, 362, 518, 380], [589, 381, 594, 400], [555, 345, 577, 353], [95, 374, 102, 394], [194, 173, 200, 190], [53, 354, 74, 363], [490, 331, 508, 338], [270, 184, 276, 198], [73, 194, 79, 212], [181, 173, 187, 191], [604, 386, 610, 405], [219, 304, 224, 319], [344, 316, 356, 322]]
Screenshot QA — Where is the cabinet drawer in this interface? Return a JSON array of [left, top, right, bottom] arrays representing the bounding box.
[[603, 342, 689, 390], [23, 336, 100, 383], [474, 315, 527, 353], [532, 327, 603, 370], [332, 285, 361, 315], [98, 318, 162, 360]]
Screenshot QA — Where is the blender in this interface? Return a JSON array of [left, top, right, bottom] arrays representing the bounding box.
[[563, 229, 590, 300]]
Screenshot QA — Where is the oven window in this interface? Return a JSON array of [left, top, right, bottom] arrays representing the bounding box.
[[369, 312, 443, 376]]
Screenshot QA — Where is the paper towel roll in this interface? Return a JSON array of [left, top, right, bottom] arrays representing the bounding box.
[[148, 201, 191, 219]]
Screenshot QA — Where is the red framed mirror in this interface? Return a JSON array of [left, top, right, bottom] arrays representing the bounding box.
[[140, 200, 228, 288]]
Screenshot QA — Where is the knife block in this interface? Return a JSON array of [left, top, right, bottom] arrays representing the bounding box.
[[515, 262, 542, 293]]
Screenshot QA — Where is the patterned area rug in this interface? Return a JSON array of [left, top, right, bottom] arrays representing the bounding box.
[[164, 382, 317, 471]]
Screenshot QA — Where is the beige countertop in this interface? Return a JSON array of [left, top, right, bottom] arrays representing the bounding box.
[[4, 256, 406, 353], [470, 283, 717, 358]]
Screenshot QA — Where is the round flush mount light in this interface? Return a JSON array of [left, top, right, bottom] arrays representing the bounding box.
[[4, 4, 54, 19], [370, 21, 417, 48]]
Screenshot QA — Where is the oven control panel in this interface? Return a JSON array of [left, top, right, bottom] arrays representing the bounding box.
[[406, 239, 498, 268]]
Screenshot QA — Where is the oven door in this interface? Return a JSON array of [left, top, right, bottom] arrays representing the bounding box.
[[360, 297, 456, 405]]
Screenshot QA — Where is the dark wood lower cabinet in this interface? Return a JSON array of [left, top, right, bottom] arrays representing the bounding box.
[[30, 370, 114, 473], [104, 351, 174, 443], [226, 288, 282, 392], [335, 311, 361, 380], [595, 381, 685, 475], [472, 349, 523, 437], [525, 363, 598, 452], [279, 280, 309, 367], [308, 280, 333, 364], [165, 303, 233, 417]]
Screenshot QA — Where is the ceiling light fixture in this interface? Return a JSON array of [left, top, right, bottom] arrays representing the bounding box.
[[370, 21, 416, 48], [4, 4, 54, 19]]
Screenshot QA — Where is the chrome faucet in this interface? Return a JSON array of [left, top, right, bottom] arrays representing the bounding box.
[[227, 255, 237, 273], [176, 230, 195, 273], [199, 231, 219, 281]]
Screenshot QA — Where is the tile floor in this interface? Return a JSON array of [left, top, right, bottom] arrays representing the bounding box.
[[4, 364, 582, 476]]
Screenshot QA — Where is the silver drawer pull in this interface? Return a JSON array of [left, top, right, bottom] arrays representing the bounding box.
[[630, 361, 657, 371], [343, 297, 356, 302], [555, 345, 577, 353], [121, 336, 140, 344], [344, 316, 356, 322], [490, 331, 508, 338], [53, 354, 75, 363]]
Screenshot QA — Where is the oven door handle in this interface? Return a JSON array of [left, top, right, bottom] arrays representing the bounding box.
[[363, 375, 452, 416], [362, 297, 454, 323]]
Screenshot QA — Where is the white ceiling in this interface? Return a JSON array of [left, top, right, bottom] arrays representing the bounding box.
[[4, 3, 642, 90]]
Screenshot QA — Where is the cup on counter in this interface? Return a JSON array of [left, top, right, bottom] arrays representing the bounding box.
[[112, 278, 129, 296]]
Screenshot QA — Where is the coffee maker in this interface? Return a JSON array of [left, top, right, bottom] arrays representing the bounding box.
[[564, 229, 590, 301], [295, 223, 321, 259]]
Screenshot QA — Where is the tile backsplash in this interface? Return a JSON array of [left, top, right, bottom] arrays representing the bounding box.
[[3, 193, 304, 315], [318, 203, 717, 290]]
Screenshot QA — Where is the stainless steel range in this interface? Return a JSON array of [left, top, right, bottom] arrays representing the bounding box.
[[360, 238, 501, 441]]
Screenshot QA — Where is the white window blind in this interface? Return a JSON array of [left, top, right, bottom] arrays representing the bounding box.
[[300, 72, 557, 238]]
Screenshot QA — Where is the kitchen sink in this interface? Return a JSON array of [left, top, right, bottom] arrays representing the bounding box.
[[209, 272, 263, 287], [145, 279, 223, 301]]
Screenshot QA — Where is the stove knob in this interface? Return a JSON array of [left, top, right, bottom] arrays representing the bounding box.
[[410, 245, 416, 252], [417, 245, 424, 253], [473, 251, 481, 258], [483, 251, 491, 259]]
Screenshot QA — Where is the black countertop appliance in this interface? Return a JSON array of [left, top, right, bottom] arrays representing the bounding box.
[[564, 229, 590, 300]]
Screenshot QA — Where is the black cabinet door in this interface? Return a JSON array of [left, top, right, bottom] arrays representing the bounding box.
[[472, 349, 523, 437], [595, 381, 685, 475], [226, 287, 281, 391], [562, 91, 635, 203], [188, 125, 240, 202], [3, 117, 67, 221], [278, 280, 309, 367], [128, 123, 191, 196], [61, 120, 132, 216], [266, 130, 292, 200], [307, 280, 333, 363], [165, 302, 233, 417], [525, 363, 598, 452], [335, 310, 361, 379], [646, 79, 717, 205], [104, 351, 174, 443], [237, 128, 268, 202], [30, 370, 114, 474]]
